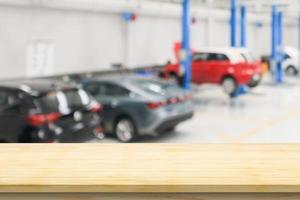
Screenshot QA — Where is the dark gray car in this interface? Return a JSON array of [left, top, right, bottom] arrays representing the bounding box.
[[81, 75, 194, 142]]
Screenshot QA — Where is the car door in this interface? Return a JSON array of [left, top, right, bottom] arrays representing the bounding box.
[[84, 82, 131, 132], [0, 90, 25, 142], [191, 53, 209, 84], [205, 53, 231, 83]]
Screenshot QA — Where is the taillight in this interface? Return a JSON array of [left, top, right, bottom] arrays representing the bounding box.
[[91, 103, 103, 113], [147, 94, 193, 110], [147, 102, 163, 110], [26, 112, 61, 127]]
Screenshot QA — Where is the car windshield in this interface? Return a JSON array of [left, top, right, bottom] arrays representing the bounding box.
[[38, 89, 91, 114], [134, 79, 177, 95]]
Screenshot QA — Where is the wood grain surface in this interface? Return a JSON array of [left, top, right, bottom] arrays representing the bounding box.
[[1, 193, 300, 200], [0, 144, 300, 193]]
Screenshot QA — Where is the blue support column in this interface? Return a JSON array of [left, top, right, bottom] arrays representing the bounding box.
[[299, 16, 300, 51], [271, 5, 284, 84], [276, 11, 284, 83], [181, 0, 191, 90], [240, 4, 247, 47], [230, 0, 238, 47], [271, 5, 278, 81], [298, 0, 300, 75]]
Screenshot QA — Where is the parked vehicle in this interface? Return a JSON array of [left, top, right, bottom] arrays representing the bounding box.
[[283, 46, 300, 76], [0, 79, 104, 143], [261, 47, 300, 76], [81, 75, 194, 142], [160, 48, 262, 96]]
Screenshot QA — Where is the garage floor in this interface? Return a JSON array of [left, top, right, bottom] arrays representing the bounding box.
[[96, 75, 300, 143]]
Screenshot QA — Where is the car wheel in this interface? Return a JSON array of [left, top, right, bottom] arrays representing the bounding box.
[[165, 126, 176, 133], [286, 66, 298, 76], [248, 80, 259, 88], [114, 118, 136, 143], [222, 77, 237, 96], [247, 76, 261, 88]]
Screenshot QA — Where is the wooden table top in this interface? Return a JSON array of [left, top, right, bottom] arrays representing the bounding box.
[[0, 144, 300, 193]]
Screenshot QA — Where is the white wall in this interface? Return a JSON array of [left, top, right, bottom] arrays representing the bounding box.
[[0, 0, 298, 79]]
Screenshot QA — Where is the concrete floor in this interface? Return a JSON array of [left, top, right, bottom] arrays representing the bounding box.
[[96, 75, 300, 143]]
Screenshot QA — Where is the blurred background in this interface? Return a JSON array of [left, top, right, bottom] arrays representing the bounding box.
[[0, 0, 299, 143]]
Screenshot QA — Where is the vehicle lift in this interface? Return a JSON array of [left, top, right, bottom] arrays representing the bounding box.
[[271, 5, 284, 84], [231, 0, 249, 97], [181, 0, 192, 90]]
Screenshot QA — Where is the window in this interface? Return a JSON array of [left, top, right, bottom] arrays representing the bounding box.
[[0, 91, 8, 108], [85, 84, 99, 96], [207, 53, 229, 61], [64, 89, 90, 109], [134, 79, 174, 95], [38, 89, 91, 114], [284, 54, 291, 60], [241, 53, 256, 62], [0, 91, 20, 110], [85, 82, 130, 97], [39, 92, 60, 113], [192, 53, 209, 61], [102, 83, 130, 97], [241, 54, 248, 62]]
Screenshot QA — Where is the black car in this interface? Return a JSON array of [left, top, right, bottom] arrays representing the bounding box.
[[0, 79, 104, 143]]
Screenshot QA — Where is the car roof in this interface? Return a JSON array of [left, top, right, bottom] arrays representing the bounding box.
[[0, 79, 77, 96], [196, 47, 248, 63], [197, 47, 249, 54], [85, 74, 158, 84], [284, 46, 299, 57]]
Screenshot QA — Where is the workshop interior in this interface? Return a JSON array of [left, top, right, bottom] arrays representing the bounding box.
[[0, 0, 299, 143]]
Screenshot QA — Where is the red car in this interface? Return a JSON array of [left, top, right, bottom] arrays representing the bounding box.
[[161, 48, 262, 96]]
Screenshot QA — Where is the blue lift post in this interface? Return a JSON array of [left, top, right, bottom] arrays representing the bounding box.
[[271, 5, 278, 83], [181, 0, 191, 90], [271, 5, 284, 84], [230, 0, 238, 47], [299, 16, 300, 51], [240, 4, 247, 47], [231, 1, 249, 98], [299, 0, 300, 51], [276, 11, 284, 83]]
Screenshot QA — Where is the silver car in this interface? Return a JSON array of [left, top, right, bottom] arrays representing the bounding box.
[[82, 75, 194, 142]]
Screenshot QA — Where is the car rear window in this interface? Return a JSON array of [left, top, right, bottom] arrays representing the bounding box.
[[134, 79, 177, 95], [38, 89, 91, 114], [241, 52, 256, 62]]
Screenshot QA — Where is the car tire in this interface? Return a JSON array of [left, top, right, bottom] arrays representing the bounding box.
[[286, 65, 298, 76], [221, 77, 237, 97], [165, 126, 176, 133], [248, 80, 260, 88], [247, 76, 261, 88], [114, 117, 136, 143]]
